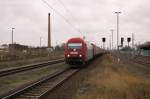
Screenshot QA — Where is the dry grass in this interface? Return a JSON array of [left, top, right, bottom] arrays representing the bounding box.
[[75, 54, 150, 99], [0, 51, 64, 70]]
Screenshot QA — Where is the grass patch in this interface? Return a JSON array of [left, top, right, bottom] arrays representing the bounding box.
[[0, 53, 64, 70], [75, 54, 150, 99]]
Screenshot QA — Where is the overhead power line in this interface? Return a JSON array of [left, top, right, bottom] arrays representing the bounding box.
[[56, 0, 77, 22], [41, 0, 82, 34]]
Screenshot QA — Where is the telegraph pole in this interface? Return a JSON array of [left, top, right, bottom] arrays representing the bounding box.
[[40, 37, 42, 47], [132, 33, 134, 48], [110, 29, 114, 49], [115, 12, 121, 50], [109, 35, 111, 50], [132, 33, 135, 58], [11, 28, 15, 44]]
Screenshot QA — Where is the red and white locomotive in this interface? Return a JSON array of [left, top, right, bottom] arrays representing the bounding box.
[[64, 37, 104, 65]]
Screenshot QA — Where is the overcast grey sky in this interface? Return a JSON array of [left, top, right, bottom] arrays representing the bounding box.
[[0, 0, 150, 48]]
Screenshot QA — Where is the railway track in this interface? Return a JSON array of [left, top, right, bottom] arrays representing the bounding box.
[[0, 58, 64, 77], [133, 56, 150, 70], [1, 68, 78, 99]]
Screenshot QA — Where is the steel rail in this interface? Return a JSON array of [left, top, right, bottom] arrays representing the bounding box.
[[133, 60, 150, 70], [1, 68, 78, 99], [0, 58, 64, 77]]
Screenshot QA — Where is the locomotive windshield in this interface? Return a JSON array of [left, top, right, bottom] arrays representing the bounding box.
[[68, 43, 82, 49]]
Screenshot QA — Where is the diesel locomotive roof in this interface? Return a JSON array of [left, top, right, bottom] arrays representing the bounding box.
[[67, 38, 85, 43]]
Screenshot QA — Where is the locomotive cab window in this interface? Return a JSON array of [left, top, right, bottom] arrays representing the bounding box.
[[68, 43, 82, 49]]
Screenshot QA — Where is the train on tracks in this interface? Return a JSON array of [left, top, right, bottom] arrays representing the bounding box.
[[64, 37, 105, 65]]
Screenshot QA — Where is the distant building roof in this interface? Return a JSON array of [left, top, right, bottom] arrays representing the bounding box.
[[0, 44, 9, 49], [9, 44, 28, 50], [138, 41, 150, 50]]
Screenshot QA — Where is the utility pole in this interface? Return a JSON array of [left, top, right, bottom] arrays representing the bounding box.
[[132, 33, 135, 58], [40, 37, 42, 47], [110, 29, 114, 49], [109, 35, 111, 50], [11, 28, 15, 44], [48, 13, 51, 48], [132, 33, 134, 49], [115, 12, 121, 50]]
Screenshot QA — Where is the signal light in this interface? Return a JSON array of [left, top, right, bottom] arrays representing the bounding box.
[[121, 37, 124, 45], [127, 37, 131, 42], [102, 38, 106, 42]]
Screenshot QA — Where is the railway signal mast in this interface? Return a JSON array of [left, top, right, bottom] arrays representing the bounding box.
[[121, 37, 124, 47], [102, 37, 106, 49], [127, 37, 131, 47]]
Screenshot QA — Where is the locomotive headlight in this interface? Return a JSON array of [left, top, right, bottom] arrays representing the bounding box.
[[79, 54, 82, 57], [67, 54, 70, 57]]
